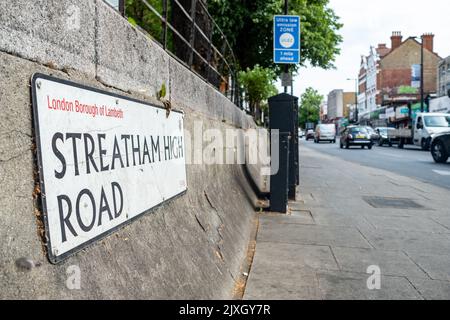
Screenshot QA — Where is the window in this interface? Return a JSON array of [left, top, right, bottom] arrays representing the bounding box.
[[416, 117, 423, 129], [424, 116, 450, 128]]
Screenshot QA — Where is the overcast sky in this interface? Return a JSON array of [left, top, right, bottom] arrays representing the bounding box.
[[279, 0, 450, 100]]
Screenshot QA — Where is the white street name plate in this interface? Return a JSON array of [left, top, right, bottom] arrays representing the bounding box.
[[32, 74, 187, 263]]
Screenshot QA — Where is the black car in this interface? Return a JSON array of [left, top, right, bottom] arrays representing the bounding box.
[[340, 126, 373, 149], [375, 127, 400, 147], [431, 133, 450, 163]]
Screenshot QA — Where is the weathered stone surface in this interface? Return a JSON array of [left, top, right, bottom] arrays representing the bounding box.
[[0, 51, 255, 299], [0, 0, 96, 76]]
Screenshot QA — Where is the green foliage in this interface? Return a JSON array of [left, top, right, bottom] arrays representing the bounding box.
[[208, 0, 343, 74], [299, 87, 322, 127], [239, 65, 278, 116], [125, 0, 164, 41], [157, 83, 167, 100], [127, 17, 138, 27]]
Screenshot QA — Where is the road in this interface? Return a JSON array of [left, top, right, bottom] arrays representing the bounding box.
[[301, 138, 450, 190]]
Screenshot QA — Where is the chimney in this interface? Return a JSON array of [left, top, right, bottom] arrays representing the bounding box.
[[391, 31, 403, 50], [422, 33, 434, 52]]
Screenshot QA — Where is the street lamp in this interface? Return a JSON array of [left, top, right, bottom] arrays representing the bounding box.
[[413, 35, 425, 112], [347, 78, 358, 123]]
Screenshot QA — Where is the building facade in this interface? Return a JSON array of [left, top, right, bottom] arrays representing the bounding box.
[[357, 31, 441, 124], [327, 89, 356, 128], [437, 56, 450, 97]]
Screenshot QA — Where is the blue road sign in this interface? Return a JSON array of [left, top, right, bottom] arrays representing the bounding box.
[[273, 15, 300, 64]]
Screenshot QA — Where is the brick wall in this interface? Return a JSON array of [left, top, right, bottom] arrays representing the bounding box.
[[379, 39, 440, 97]]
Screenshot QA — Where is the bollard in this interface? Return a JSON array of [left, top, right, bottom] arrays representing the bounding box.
[[270, 132, 290, 213], [268, 93, 300, 207]]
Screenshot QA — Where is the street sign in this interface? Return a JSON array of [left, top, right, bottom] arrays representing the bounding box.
[[32, 74, 187, 263], [273, 15, 300, 64]]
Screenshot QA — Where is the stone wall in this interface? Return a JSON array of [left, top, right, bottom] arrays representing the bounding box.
[[0, 0, 257, 299]]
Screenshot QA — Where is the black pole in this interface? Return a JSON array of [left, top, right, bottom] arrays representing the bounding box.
[[284, 0, 289, 94], [354, 79, 358, 123], [118, 0, 125, 16], [420, 35, 424, 112]]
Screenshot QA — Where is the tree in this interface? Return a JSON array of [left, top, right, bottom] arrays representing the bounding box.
[[299, 87, 322, 128], [208, 0, 343, 74], [239, 65, 278, 121]]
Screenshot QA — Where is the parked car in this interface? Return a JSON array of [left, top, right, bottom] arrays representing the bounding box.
[[375, 127, 399, 147], [314, 124, 336, 143], [340, 126, 373, 149], [365, 126, 380, 142], [298, 130, 305, 138], [305, 129, 315, 141], [430, 132, 450, 163]]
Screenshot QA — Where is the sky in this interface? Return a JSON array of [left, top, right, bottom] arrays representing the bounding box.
[[278, 0, 450, 101]]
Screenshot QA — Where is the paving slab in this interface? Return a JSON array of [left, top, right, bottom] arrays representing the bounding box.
[[408, 278, 450, 300], [251, 242, 340, 271], [317, 271, 423, 300], [406, 253, 450, 281], [244, 264, 321, 300], [364, 215, 450, 234], [257, 223, 372, 249], [259, 211, 315, 226], [362, 228, 450, 256], [331, 247, 429, 279]]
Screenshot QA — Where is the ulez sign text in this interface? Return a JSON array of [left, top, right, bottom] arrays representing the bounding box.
[[273, 15, 301, 64]]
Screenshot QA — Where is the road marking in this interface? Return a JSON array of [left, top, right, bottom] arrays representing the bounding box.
[[433, 170, 450, 176]]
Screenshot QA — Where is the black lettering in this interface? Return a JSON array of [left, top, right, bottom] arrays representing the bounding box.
[[98, 187, 113, 226], [57, 194, 77, 242], [179, 136, 184, 158], [66, 133, 82, 176], [172, 137, 179, 159], [84, 133, 99, 174], [164, 136, 171, 161], [75, 189, 96, 232], [121, 135, 131, 167], [131, 135, 141, 166], [52, 132, 66, 179], [98, 134, 109, 172], [111, 136, 125, 170], [151, 136, 160, 162], [142, 137, 151, 164], [112, 182, 123, 219]]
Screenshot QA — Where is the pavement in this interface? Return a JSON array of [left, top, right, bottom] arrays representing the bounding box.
[[244, 141, 450, 300]]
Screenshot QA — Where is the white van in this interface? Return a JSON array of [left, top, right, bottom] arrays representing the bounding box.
[[314, 124, 336, 143]]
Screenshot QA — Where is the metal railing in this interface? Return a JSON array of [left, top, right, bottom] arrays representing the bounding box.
[[114, 0, 242, 108]]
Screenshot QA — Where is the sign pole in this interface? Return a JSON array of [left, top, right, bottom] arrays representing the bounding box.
[[284, 0, 289, 94]]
